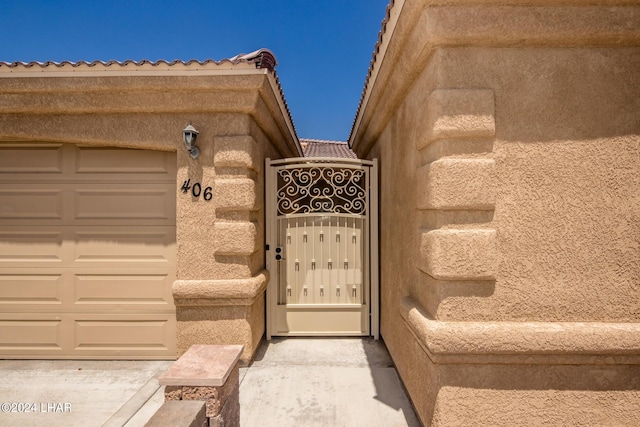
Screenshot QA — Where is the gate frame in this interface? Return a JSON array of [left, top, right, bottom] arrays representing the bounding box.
[[265, 157, 379, 340]]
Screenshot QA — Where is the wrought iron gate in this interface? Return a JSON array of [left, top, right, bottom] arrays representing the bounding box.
[[265, 158, 378, 338]]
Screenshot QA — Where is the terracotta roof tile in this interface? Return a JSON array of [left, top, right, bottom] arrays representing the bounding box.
[[0, 48, 278, 72], [301, 139, 357, 159]]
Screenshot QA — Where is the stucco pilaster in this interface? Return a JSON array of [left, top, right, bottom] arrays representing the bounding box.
[[420, 89, 495, 149], [418, 229, 497, 281], [417, 158, 496, 210], [414, 86, 498, 315], [175, 121, 296, 362], [174, 128, 281, 361]]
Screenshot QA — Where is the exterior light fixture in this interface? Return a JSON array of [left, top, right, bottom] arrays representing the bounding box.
[[182, 123, 200, 159]]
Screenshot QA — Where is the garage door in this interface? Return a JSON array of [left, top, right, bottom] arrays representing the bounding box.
[[0, 142, 176, 359]]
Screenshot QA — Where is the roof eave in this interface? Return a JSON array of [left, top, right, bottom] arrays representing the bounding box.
[[348, 0, 405, 150]]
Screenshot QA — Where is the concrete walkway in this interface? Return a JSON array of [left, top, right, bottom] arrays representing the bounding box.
[[240, 338, 420, 427], [0, 338, 419, 426]]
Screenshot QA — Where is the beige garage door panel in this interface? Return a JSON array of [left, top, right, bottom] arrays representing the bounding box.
[[0, 316, 62, 354], [0, 228, 64, 265], [0, 141, 177, 359], [0, 271, 64, 308], [74, 145, 176, 176], [0, 268, 175, 313], [73, 227, 176, 265], [0, 142, 176, 181], [0, 183, 175, 226], [74, 184, 176, 223], [72, 270, 174, 310], [0, 226, 175, 268], [0, 314, 176, 359], [0, 143, 64, 174], [0, 188, 63, 221]]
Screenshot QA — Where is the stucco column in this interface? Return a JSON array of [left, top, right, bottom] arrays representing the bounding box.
[[173, 121, 267, 363]]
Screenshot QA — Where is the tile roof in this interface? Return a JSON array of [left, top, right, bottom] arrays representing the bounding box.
[[0, 48, 278, 72], [301, 139, 358, 159]]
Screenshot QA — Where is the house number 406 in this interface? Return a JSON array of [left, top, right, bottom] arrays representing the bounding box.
[[181, 179, 212, 201]]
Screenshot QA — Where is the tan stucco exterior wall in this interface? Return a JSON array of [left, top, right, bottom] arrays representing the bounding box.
[[0, 65, 300, 363], [351, 1, 640, 425]]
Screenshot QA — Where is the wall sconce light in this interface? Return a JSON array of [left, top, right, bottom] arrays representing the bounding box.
[[182, 123, 200, 159]]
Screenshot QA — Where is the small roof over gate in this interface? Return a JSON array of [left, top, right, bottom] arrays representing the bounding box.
[[301, 138, 357, 159]]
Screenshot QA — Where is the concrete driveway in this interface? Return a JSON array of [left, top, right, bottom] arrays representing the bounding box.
[[0, 359, 170, 427]]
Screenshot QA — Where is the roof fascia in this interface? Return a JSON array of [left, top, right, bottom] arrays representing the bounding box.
[[265, 72, 302, 156]]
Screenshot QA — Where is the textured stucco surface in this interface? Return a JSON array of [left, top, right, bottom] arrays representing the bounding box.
[[432, 387, 640, 426], [422, 88, 495, 148], [401, 296, 640, 365], [419, 229, 497, 281], [436, 48, 640, 322], [417, 158, 496, 210], [175, 296, 264, 363], [351, 1, 640, 425]]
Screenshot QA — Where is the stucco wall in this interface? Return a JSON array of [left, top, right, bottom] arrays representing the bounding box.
[[409, 47, 640, 323], [352, 2, 640, 425]]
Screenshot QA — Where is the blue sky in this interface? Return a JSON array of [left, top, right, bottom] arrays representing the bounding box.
[[1, 1, 388, 141]]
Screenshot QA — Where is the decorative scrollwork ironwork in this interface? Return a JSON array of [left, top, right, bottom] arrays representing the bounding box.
[[277, 166, 366, 216]]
